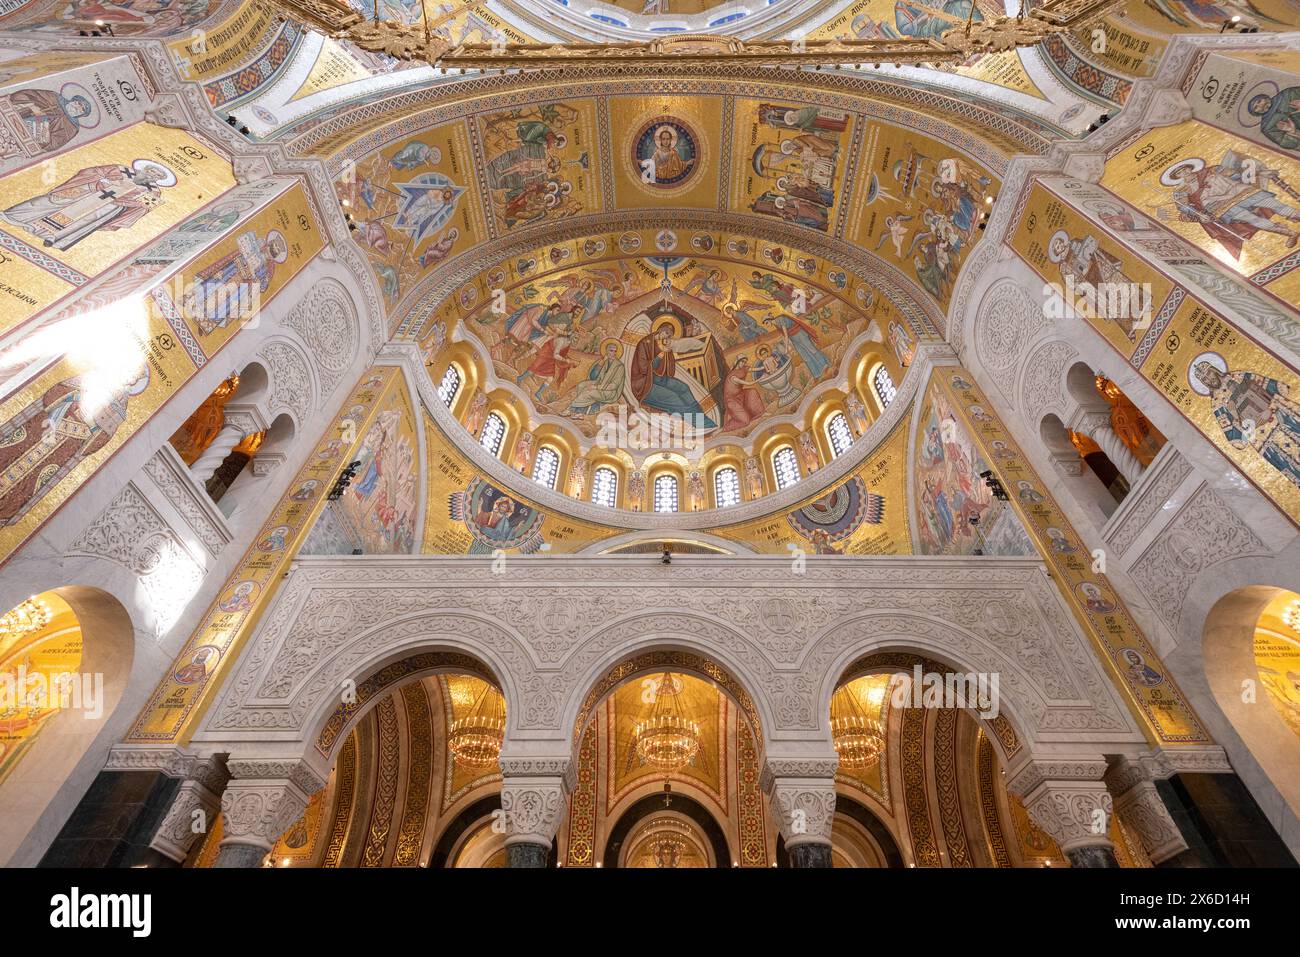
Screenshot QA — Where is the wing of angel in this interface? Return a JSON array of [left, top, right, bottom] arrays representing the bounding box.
[[585, 267, 621, 289], [543, 275, 581, 289]]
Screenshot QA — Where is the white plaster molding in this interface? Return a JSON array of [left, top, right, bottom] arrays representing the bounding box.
[[190, 556, 1146, 770]]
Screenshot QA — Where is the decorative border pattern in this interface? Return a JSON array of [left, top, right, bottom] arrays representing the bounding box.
[[393, 681, 432, 866], [315, 651, 497, 757], [976, 732, 1012, 868], [360, 695, 399, 867], [564, 721, 598, 866], [901, 705, 940, 867], [321, 732, 358, 867]]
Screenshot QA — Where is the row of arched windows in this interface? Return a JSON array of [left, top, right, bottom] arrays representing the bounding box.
[[437, 360, 893, 510]]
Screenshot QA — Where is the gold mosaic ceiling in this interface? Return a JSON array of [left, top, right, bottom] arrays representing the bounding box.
[[335, 87, 993, 443]]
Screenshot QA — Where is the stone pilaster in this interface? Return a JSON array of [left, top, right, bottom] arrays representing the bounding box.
[[1104, 756, 1187, 864], [762, 757, 838, 868], [149, 756, 230, 863], [499, 755, 570, 868], [1008, 757, 1118, 867], [213, 759, 324, 868]]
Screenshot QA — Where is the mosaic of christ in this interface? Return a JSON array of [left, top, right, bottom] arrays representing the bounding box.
[[468, 257, 877, 438]]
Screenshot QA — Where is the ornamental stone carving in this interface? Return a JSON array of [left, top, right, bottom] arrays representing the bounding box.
[[1104, 757, 1187, 863], [975, 279, 1045, 393], [66, 482, 204, 635], [285, 279, 360, 398], [150, 758, 230, 863], [764, 777, 837, 847], [1018, 339, 1076, 426], [143, 448, 230, 558], [1008, 758, 1114, 853], [499, 783, 566, 847], [1103, 447, 1191, 558], [261, 339, 316, 420], [1129, 483, 1271, 634], [191, 557, 1144, 758], [217, 760, 325, 857]]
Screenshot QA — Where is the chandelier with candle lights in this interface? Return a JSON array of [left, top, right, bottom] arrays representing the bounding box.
[[0, 596, 53, 646], [831, 682, 886, 769], [634, 673, 700, 773], [447, 681, 505, 768], [1282, 598, 1300, 636]]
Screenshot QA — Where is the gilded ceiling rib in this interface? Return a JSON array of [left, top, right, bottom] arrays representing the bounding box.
[[270, 0, 1122, 69]]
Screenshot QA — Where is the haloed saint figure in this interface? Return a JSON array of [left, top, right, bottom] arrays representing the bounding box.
[[1, 159, 175, 250]]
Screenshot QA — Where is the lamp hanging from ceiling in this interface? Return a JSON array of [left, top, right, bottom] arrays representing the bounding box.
[[634, 673, 700, 773], [0, 595, 53, 651], [830, 681, 885, 770], [447, 680, 506, 768]]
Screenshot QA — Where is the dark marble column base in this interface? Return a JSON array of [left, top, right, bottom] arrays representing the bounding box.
[[213, 842, 270, 868], [1155, 773, 1297, 868], [506, 841, 550, 868], [39, 770, 180, 868], [1066, 845, 1119, 868], [788, 842, 833, 868]]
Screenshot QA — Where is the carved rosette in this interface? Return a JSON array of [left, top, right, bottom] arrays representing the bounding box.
[[1009, 758, 1115, 854]]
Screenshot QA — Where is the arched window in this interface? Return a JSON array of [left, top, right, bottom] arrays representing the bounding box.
[[713, 466, 741, 508], [436, 364, 461, 408], [590, 466, 618, 508], [653, 474, 679, 513], [872, 364, 897, 410], [531, 446, 560, 489], [479, 412, 507, 457], [826, 412, 853, 459], [772, 445, 801, 490]]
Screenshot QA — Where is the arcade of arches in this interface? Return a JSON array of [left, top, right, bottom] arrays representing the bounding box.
[[0, 0, 1299, 871]]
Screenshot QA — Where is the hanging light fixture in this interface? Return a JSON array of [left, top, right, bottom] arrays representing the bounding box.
[[651, 830, 686, 868], [830, 682, 885, 770], [0, 596, 53, 647], [634, 673, 700, 773], [447, 681, 505, 769], [1281, 598, 1300, 636]]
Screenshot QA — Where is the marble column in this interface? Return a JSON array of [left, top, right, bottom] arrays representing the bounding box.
[[191, 408, 264, 486], [1009, 757, 1119, 868], [148, 756, 230, 864], [763, 757, 838, 868], [1073, 409, 1144, 487], [213, 759, 324, 868], [499, 756, 569, 868]]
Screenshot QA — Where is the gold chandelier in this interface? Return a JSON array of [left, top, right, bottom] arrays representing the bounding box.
[[447, 681, 505, 769], [831, 715, 885, 769], [1282, 598, 1300, 636], [651, 830, 686, 868], [831, 682, 886, 769], [0, 596, 53, 645], [634, 673, 700, 773]]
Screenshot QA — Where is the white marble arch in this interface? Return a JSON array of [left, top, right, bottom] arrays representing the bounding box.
[[0, 586, 136, 867], [188, 554, 1149, 783], [1163, 559, 1300, 857]]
